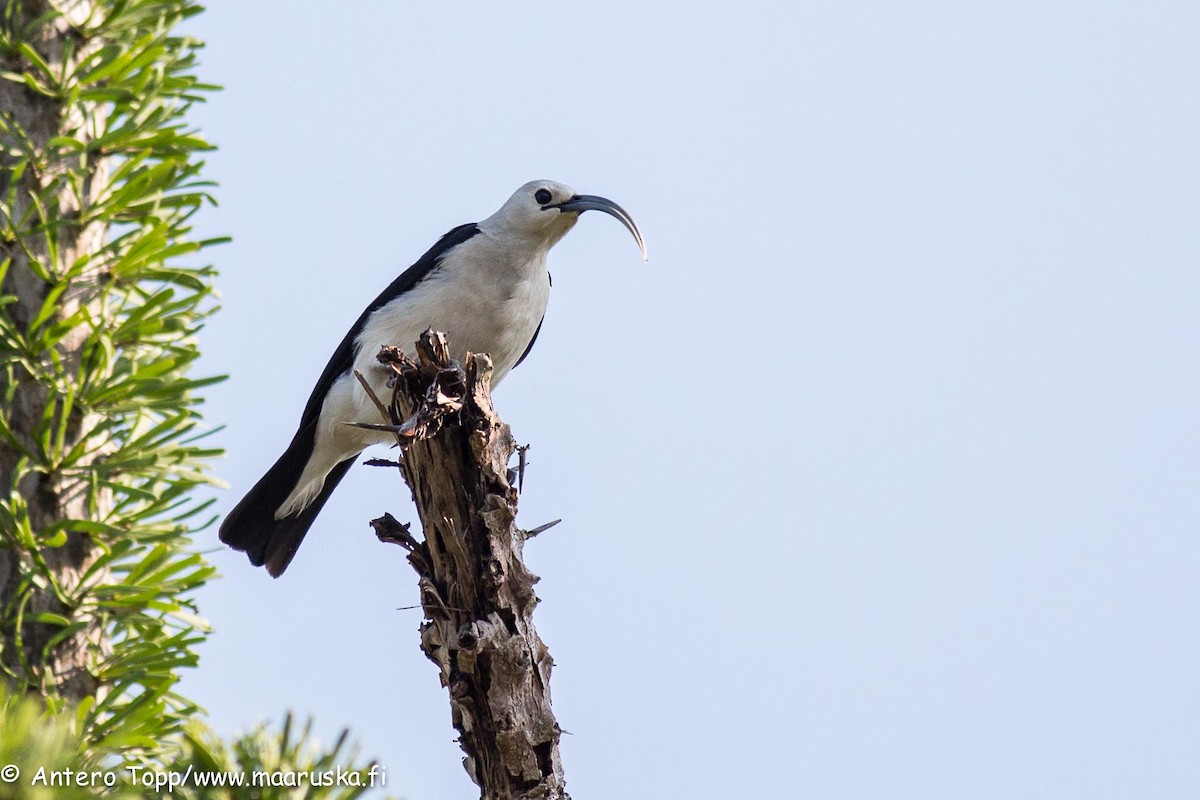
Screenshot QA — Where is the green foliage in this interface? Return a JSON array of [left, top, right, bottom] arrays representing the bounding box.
[[0, 689, 98, 800], [0, 0, 225, 759], [169, 715, 390, 800], [0, 689, 393, 800], [0, 5, 391, 797]]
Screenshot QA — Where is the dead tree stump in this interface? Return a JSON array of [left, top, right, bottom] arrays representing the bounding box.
[[362, 330, 568, 800]]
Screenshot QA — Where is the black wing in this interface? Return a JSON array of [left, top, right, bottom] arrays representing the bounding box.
[[513, 316, 544, 370], [512, 271, 550, 370]]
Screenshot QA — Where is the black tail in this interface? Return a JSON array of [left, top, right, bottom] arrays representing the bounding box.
[[220, 432, 357, 577]]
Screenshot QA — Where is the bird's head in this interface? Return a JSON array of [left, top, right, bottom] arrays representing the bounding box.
[[484, 180, 647, 260]]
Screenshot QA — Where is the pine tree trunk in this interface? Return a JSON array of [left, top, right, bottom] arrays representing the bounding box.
[[0, 0, 111, 699], [366, 332, 569, 800]]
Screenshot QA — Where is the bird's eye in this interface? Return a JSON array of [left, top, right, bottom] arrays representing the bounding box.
[[534, 188, 553, 205]]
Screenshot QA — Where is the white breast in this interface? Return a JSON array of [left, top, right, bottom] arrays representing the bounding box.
[[353, 232, 551, 386]]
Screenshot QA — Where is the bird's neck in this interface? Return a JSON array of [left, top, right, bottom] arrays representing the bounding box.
[[478, 215, 578, 263]]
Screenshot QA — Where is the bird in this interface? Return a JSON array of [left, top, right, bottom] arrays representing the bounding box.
[[219, 180, 646, 577]]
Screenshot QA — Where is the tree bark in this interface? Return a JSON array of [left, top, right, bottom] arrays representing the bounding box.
[[365, 331, 568, 800], [0, 0, 111, 700]]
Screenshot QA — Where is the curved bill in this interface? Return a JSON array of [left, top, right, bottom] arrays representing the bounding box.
[[551, 194, 647, 261]]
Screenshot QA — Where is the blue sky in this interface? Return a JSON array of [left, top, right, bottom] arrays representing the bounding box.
[[182, 3, 1199, 798]]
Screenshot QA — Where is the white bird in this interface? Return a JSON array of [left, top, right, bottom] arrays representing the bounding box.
[[220, 180, 646, 576]]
